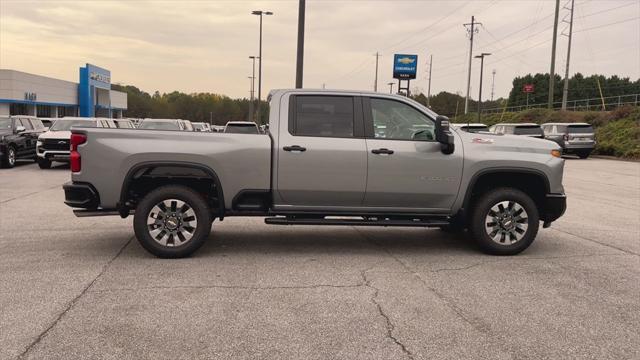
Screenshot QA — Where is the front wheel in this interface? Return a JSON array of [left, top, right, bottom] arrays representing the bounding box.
[[1, 146, 16, 168], [37, 157, 51, 169], [134, 185, 212, 258], [469, 188, 539, 255]]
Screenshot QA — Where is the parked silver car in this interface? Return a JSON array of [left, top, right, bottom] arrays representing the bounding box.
[[542, 123, 595, 159]]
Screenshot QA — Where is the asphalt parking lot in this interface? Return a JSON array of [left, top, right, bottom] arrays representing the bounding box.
[[1, 158, 638, 360]]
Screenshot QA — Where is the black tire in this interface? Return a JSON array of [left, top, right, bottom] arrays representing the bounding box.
[[37, 158, 52, 169], [134, 185, 212, 258], [577, 151, 591, 159], [1, 146, 16, 168], [469, 187, 539, 255]]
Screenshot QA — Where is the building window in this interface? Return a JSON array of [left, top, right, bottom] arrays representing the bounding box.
[[10, 103, 28, 115], [37, 105, 52, 117]]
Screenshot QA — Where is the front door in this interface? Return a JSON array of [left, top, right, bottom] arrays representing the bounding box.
[[362, 97, 463, 211], [276, 94, 367, 208]]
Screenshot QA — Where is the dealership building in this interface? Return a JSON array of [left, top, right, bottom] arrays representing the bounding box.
[[0, 63, 127, 118]]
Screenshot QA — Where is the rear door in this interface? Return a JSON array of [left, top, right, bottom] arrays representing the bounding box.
[[361, 97, 463, 211], [275, 94, 367, 208]]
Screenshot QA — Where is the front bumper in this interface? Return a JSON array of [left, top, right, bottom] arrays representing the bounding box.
[[542, 193, 567, 228], [63, 182, 100, 209], [37, 146, 70, 161]]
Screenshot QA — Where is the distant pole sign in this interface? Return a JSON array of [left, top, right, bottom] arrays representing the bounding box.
[[393, 54, 418, 80], [523, 84, 535, 93]]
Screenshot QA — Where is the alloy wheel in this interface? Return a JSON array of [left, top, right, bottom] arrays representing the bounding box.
[[484, 200, 529, 245], [146, 199, 198, 247]]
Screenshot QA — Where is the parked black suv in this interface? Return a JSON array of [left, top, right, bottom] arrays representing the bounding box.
[[542, 122, 595, 159], [0, 116, 46, 168]]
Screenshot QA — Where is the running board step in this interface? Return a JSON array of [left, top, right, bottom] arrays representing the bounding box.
[[264, 216, 449, 227]]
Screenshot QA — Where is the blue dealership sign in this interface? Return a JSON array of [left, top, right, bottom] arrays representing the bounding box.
[[393, 54, 418, 80], [79, 63, 111, 117]]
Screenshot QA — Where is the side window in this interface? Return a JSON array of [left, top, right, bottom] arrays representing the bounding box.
[[369, 98, 434, 141], [20, 118, 33, 130], [292, 96, 354, 138], [14, 119, 23, 128], [31, 119, 44, 129]]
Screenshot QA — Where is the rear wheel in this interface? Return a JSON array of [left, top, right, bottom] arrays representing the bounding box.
[[469, 188, 539, 255], [37, 158, 52, 169], [134, 185, 212, 258], [577, 150, 591, 159], [1, 146, 16, 168]]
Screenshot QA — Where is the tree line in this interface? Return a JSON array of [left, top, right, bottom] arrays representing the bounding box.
[[114, 73, 638, 123], [111, 84, 268, 125]]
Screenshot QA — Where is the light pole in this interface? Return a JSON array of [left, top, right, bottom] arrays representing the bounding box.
[[387, 82, 395, 94], [295, 0, 305, 88], [248, 56, 258, 121], [252, 10, 273, 124], [474, 52, 491, 123]]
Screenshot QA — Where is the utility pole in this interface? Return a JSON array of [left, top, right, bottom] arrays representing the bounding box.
[[387, 82, 395, 94], [295, 0, 305, 88], [475, 53, 491, 123], [464, 16, 481, 114], [561, 0, 575, 110], [427, 55, 433, 107], [374, 52, 380, 92], [490, 69, 496, 101], [549, 0, 560, 109], [248, 56, 257, 121]]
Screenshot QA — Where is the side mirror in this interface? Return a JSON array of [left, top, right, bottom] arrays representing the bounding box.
[[434, 115, 455, 155], [15, 125, 26, 134]]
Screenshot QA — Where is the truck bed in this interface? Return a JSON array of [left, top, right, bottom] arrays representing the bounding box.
[[71, 127, 272, 209]]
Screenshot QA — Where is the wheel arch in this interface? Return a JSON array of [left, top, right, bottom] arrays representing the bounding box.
[[461, 167, 550, 220], [118, 161, 225, 219]]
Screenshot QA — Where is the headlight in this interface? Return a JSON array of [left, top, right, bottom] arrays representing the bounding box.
[[37, 140, 43, 147]]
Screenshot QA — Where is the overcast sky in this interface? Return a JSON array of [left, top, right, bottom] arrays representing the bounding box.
[[1, 0, 638, 100]]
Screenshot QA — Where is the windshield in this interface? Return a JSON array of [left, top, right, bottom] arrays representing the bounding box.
[[568, 125, 594, 134], [514, 125, 543, 136], [139, 121, 180, 130], [0, 117, 11, 130], [225, 124, 258, 134], [50, 120, 97, 131]]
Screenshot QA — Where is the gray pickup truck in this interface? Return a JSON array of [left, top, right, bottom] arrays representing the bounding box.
[[63, 89, 566, 258]]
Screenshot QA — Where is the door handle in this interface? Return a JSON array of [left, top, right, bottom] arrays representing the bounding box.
[[371, 148, 394, 155], [283, 145, 306, 152]]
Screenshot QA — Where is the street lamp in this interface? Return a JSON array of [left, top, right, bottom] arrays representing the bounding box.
[[248, 56, 258, 121], [474, 52, 491, 123], [387, 82, 395, 94], [252, 10, 273, 125]]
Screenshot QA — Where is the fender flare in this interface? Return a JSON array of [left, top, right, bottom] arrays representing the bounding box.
[[118, 161, 225, 219]]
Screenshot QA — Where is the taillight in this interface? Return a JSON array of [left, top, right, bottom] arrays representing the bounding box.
[[70, 133, 87, 172]]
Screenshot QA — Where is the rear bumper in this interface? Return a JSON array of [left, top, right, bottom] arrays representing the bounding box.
[[63, 182, 100, 209], [542, 193, 567, 228]]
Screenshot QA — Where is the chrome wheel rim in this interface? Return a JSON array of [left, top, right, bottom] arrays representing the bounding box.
[[147, 199, 198, 247], [485, 200, 529, 245], [8, 148, 15, 166]]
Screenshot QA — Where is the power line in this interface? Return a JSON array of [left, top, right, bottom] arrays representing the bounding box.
[[574, 16, 640, 33]]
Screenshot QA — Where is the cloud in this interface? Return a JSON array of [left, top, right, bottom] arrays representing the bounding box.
[[1, 0, 638, 100]]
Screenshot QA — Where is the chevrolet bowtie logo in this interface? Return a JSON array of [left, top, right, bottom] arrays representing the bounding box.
[[397, 57, 415, 64]]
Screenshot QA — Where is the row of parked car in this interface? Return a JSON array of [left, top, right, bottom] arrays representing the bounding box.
[[0, 115, 262, 168], [453, 122, 596, 159]]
